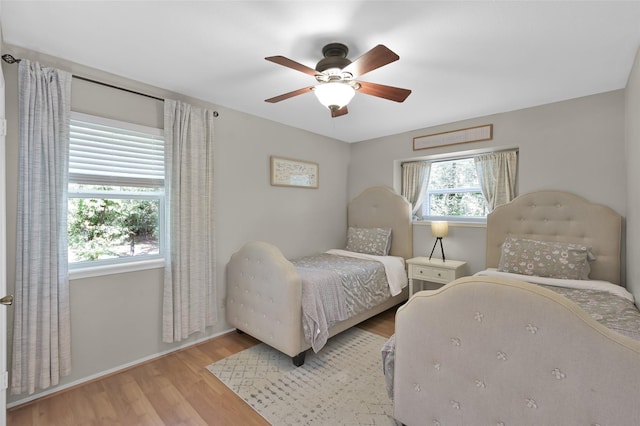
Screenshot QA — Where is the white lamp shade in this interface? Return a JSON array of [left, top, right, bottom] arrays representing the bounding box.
[[314, 82, 355, 109], [431, 221, 449, 238]]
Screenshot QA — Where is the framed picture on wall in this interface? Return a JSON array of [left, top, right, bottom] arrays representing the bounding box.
[[413, 124, 493, 150], [270, 156, 319, 189]]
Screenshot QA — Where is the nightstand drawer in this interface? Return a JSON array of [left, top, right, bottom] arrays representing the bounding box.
[[411, 265, 456, 283], [406, 257, 467, 296]]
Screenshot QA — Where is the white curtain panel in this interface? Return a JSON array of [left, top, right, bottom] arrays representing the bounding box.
[[402, 161, 430, 215], [474, 150, 518, 212], [163, 99, 217, 342], [12, 60, 72, 395]]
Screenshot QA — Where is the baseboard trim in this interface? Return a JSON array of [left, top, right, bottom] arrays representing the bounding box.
[[7, 327, 234, 409]]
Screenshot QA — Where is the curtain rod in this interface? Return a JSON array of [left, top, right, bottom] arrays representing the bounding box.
[[1, 53, 220, 117]]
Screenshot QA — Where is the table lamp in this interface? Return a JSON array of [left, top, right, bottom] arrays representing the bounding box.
[[429, 221, 449, 262]]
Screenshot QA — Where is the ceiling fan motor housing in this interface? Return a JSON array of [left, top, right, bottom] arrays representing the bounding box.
[[316, 43, 352, 74]]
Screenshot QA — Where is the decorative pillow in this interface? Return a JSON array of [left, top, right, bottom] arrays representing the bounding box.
[[346, 227, 392, 256], [498, 237, 592, 280]]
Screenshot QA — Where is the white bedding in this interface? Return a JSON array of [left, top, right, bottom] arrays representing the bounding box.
[[326, 249, 408, 296], [475, 268, 635, 303]]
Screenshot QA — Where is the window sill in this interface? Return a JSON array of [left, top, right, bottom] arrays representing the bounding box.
[[412, 220, 486, 229], [69, 258, 165, 280]]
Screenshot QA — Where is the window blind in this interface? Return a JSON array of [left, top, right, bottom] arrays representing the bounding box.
[[69, 112, 164, 188]]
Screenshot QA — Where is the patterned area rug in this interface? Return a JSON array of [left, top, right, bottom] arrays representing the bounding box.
[[206, 328, 399, 425]]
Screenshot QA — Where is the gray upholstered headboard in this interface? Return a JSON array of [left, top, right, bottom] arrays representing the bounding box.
[[348, 186, 413, 260], [486, 190, 621, 284]]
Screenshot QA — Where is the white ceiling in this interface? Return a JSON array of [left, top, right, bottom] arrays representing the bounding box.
[[2, 1, 640, 143]]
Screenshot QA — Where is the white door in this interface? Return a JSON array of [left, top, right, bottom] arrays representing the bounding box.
[[0, 55, 9, 426]]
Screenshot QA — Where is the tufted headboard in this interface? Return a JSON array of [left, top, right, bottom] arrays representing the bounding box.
[[486, 190, 622, 284], [348, 186, 413, 260]]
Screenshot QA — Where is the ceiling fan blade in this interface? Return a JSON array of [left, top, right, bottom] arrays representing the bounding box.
[[265, 87, 314, 103], [265, 56, 318, 77], [342, 45, 399, 78], [356, 81, 411, 103], [331, 106, 348, 118]]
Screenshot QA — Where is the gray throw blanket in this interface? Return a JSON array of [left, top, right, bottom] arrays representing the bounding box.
[[381, 334, 396, 399], [297, 267, 348, 352]]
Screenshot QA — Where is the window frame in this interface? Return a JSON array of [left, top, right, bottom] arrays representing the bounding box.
[[420, 155, 487, 223], [404, 147, 518, 224], [67, 112, 166, 276]]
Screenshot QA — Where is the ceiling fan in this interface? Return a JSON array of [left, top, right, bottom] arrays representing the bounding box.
[[265, 43, 411, 118]]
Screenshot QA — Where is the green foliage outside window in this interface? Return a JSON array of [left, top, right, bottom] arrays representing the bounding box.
[[426, 158, 487, 218], [429, 158, 478, 189], [429, 192, 487, 217], [68, 196, 159, 262]]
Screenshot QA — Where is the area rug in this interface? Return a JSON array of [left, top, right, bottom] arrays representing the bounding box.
[[206, 327, 399, 425]]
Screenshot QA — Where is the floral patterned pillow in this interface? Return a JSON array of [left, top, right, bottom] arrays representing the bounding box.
[[498, 237, 592, 280], [346, 227, 392, 256]]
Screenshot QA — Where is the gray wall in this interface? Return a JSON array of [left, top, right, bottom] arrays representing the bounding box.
[[3, 42, 634, 406], [625, 47, 640, 300], [349, 91, 627, 279], [3, 45, 350, 405]]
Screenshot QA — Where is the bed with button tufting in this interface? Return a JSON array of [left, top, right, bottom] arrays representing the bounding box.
[[226, 186, 412, 366], [391, 190, 640, 425]]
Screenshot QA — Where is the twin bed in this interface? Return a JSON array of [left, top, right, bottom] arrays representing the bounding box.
[[227, 187, 640, 425], [226, 186, 412, 365], [392, 190, 640, 425]]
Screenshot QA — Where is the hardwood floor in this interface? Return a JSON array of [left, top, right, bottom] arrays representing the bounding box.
[[7, 306, 399, 426]]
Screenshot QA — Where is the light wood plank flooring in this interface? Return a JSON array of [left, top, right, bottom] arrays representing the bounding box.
[[7, 306, 398, 425]]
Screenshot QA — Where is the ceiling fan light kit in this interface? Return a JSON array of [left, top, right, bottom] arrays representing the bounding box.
[[265, 42, 411, 118], [313, 82, 355, 111]]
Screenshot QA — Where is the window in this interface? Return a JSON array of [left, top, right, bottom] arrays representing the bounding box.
[[422, 157, 487, 222], [68, 112, 165, 268]]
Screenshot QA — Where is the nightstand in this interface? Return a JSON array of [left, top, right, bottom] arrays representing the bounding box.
[[406, 257, 467, 296]]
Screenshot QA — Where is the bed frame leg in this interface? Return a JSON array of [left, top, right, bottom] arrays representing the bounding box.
[[292, 352, 306, 367]]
